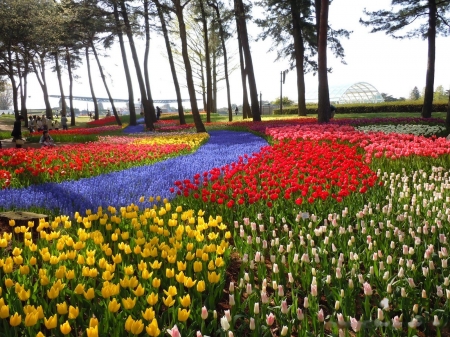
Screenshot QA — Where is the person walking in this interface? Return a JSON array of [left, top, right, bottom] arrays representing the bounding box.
[[61, 114, 68, 130], [235, 106, 239, 116], [11, 115, 24, 148]]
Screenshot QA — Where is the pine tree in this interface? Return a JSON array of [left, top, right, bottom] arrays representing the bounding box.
[[361, 0, 450, 118], [409, 86, 420, 101]]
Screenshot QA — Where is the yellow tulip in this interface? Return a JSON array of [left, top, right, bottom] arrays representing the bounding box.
[[12, 247, 22, 256], [68, 306, 79, 319], [146, 292, 158, 306], [60, 320, 72, 335], [4, 278, 13, 288], [141, 307, 155, 321], [215, 257, 225, 267], [40, 274, 50, 286], [124, 315, 133, 332], [122, 297, 137, 310], [207, 260, 216, 271], [179, 294, 191, 307], [36, 333, 45, 337], [86, 325, 98, 337], [0, 305, 9, 318], [124, 265, 134, 275], [55, 266, 65, 279], [129, 276, 139, 288], [208, 271, 221, 284], [150, 260, 162, 270], [47, 286, 60, 300], [151, 278, 161, 288], [77, 254, 85, 265], [18, 289, 31, 301], [108, 298, 121, 313], [163, 286, 177, 297], [84, 288, 95, 300], [178, 308, 190, 322], [44, 314, 58, 329], [162, 295, 175, 308], [102, 270, 114, 281], [24, 312, 39, 327], [66, 270, 75, 280], [88, 268, 98, 278], [197, 280, 206, 293], [183, 277, 197, 289], [145, 318, 161, 337], [112, 253, 122, 264], [202, 253, 209, 262], [175, 271, 185, 283], [57, 302, 68, 315], [193, 261, 203, 273], [74, 284, 85, 295], [89, 317, 99, 327], [133, 284, 145, 297], [36, 305, 44, 319], [19, 265, 29, 275], [9, 312, 21, 326], [141, 269, 152, 280]]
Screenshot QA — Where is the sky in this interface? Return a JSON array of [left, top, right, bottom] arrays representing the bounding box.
[[24, 0, 450, 111]]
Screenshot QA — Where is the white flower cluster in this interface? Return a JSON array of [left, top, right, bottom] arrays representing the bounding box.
[[355, 124, 446, 137]]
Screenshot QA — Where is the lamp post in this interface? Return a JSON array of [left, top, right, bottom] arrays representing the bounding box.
[[280, 70, 288, 114]]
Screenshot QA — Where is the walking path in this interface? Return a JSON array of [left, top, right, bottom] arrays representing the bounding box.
[[0, 130, 268, 216]]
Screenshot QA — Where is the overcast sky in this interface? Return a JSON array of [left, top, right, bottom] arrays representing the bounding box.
[[25, 0, 450, 110]]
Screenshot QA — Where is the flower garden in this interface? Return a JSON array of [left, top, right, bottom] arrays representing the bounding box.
[[0, 116, 450, 336]]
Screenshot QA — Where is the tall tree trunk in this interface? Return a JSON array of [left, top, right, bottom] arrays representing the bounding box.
[[317, 0, 330, 123], [199, 55, 206, 111], [173, 0, 206, 133], [154, 0, 185, 124], [291, 1, 307, 116], [85, 46, 99, 122], [199, 0, 212, 123], [16, 52, 28, 125], [119, 0, 155, 130], [421, 0, 436, 118], [54, 52, 67, 118], [212, 45, 217, 113], [235, 12, 251, 119], [113, 1, 136, 125], [66, 47, 76, 125], [31, 53, 52, 119], [91, 43, 122, 126], [143, 0, 152, 113], [6, 48, 19, 118], [235, 0, 260, 121]]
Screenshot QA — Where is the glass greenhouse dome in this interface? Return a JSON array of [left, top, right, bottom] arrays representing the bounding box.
[[306, 82, 385, 104]]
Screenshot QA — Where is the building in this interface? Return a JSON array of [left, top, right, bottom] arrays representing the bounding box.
[[306, 82, 385, 104]]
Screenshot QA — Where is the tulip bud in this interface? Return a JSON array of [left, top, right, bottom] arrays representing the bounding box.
[[201, 306, 208, 320]]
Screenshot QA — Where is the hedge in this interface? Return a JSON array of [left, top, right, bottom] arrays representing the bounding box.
[[274, 101, 449, 115]]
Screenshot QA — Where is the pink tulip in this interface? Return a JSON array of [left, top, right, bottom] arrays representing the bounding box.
[[350, 317, 361, 332], [167, 325, 181, 337], [266, 313, 275, 326]]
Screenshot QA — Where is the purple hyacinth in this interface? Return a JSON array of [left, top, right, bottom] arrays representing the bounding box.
[[0, 131, 268, 216]]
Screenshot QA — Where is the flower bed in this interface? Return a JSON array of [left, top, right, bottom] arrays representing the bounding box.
[[2, 119, 450, 336], [355, 123, 447, 136], [0, 133, 209, 189], [0, 200, 230, 337]]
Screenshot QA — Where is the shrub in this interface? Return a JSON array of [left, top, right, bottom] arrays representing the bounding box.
[[274, 100, 448, 115]]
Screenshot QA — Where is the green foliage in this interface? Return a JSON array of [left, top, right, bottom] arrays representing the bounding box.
[[271, 96, 294, 107], [274, 101, 449, 115], [434, 85, 448, 101], [409, 86, 421, 101], [26, 134, 98, 143]]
